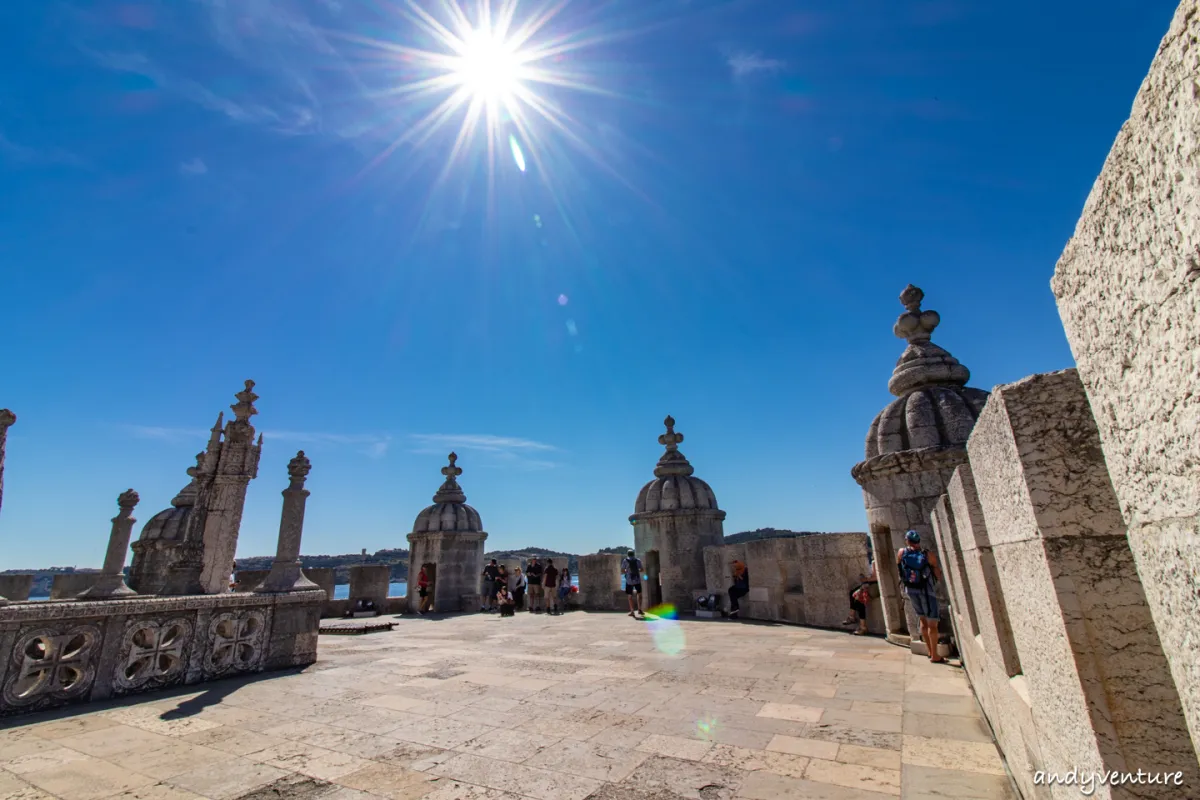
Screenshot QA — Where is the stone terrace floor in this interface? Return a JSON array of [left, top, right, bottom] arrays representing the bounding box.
[[0, 612, 1018, 800]]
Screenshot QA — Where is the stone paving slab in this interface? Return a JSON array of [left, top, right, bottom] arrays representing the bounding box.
[[0, 612, 1018, 799]]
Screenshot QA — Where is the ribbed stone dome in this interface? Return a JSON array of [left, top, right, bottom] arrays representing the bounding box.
[[631, 416, 723, 515], [138, 454, 203, 542], [635, 475, 719, 513], [412, 453, 484, 533], [865, 386, 989, 459], [862, 285, 990, 460]]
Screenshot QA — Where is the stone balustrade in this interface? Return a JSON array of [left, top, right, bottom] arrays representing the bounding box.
[[0, 588, 323, 718]]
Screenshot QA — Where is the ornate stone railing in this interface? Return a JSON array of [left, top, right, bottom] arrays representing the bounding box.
[[0, 589, 323, 717]]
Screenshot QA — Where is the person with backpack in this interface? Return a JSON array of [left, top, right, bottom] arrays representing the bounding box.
[[897, 530, 945, 663], [621, 550, 644, 618]]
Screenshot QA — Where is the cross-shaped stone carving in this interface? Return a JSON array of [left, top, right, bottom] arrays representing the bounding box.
[[120, 621, 188, 689], [442, 452, 463, 481], [658, 416, 684, 451], [6, 628, 98, 703], [894, 284, 941, 344], [209, 614, 263, 673]]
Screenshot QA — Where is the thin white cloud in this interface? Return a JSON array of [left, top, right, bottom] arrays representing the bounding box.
[[727, 51, 786, 80], [179, 157, 208, 175], [409, 434, 560, 470], [0, 130, 85, 168], [409, 434, 557, 453], [126, 425, 208, 444]]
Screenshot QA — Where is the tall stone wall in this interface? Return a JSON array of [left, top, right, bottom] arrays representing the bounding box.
[[701, 534, 882, 632], [961, 370, 1197, 793], [1050, 0, 1200, 754]]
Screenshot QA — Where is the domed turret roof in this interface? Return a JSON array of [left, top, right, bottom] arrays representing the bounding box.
[[412, 453, 484, 533], [138, 453, 205, 543], [864, 285, 990, 459], [633, 417, 722, 514]]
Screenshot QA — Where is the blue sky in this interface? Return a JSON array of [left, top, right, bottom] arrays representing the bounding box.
[[0, 0, 1177, 569]]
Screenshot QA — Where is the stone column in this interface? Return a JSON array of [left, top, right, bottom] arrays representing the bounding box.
[[0, 409, 14, 607], [256, 452, 319, 593], [78, 490, 140, 599]]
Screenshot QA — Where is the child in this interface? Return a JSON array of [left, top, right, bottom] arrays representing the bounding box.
[[497, 585, 515, 617]]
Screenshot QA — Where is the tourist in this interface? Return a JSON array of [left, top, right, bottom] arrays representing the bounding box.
[[622, 550, 644, 618], [844, 559, 877, 635], [544, 559, 560, 615], [417, 564, 433, 614], [481, 559, 501, 612], [897, 530, 945, 663], [526, 557, 544, 613], [229, 562, 237, 592], [728, 560, 750, 619], [557, 565, 572, 613], [497, 584, 516, 616], [510, 566, 527, 610], [497, 563, 509, 601]]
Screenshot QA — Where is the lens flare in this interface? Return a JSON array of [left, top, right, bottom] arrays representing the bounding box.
[[509, 134, 527, 172], [645, 603, 685, 656], [695, 715, 719, 740]]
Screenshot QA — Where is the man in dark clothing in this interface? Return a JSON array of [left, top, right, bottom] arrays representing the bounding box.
[[543, 559, 560, 615], [526, 557, 544, 613], [728, 560, 750, 618], [481, 559, 501, 612]]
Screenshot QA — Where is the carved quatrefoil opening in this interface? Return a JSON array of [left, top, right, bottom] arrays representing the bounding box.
[[206, 612, 265, 676], [116, 619, 191, 692], [4, 626, 101, 707]]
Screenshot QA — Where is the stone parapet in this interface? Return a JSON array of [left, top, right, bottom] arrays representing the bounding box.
[[0, 589, 323, 717], [702, 534, 879, 632], [577, 554, 624, 611], [0, 576, 32, 603], [49, 573, 100, 600], [349, 565, 390, 610]]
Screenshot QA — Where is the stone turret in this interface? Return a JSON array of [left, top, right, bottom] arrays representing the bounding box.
[[197, 381, 263, 594], [405, 453, 488, 613], [129, 453, 205, 594], [851, 286, 989, 652], [629, 416, 726, 612]]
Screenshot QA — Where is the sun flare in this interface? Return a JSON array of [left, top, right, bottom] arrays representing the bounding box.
[[451, 27, 524, 105]]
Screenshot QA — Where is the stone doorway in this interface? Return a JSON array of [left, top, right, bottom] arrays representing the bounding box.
[[644, 550, 662, 608]]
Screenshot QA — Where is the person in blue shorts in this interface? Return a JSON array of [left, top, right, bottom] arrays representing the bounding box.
[[897, 530, 945, 663]]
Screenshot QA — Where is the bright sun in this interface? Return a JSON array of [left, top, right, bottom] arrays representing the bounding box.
[[452, 28, 523, 104]]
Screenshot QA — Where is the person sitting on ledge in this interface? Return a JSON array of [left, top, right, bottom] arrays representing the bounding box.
[[843, 559, 877, 635], [728, 560, 750, 619], [497, 584, 516, 617]]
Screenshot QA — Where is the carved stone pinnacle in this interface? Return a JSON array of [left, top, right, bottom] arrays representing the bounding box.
[[442, 452, 463, 481], [0, 409, 15, 427], [288, 451, 312, 485], [118, 489, 140, 510]]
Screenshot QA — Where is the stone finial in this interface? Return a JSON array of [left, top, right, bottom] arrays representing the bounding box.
[[433, 453, 467, 504], [287, 451, 312, 488], [231, 380, 259, 423], [117, 489, 140, 513], [653, 415, 695, 479], [886, 284, 970, 397], [893, 285, 942, 344], [659, 416, 684, 451], [0, 409, 15, 428], [207, 412, 225, 452]]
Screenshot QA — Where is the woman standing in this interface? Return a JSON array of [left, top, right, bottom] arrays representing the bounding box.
[[556, 566, 572, 615], [417, 564, 433, 614], [728, 561, 750, 619], [510, 566, 527, 610]]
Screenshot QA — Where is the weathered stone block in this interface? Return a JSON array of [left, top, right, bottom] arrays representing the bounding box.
[[0, 575, 33, 602], [970, 369, 1198, 788], [348, 565, 389, 610], [50, 573, 99, 599], [578, 554, 623, 611]]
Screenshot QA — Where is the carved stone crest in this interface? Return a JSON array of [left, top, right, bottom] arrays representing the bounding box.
[[2, 625, 102, 711], [114, 617, 193, 694], [204, 610, 266, 677]]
